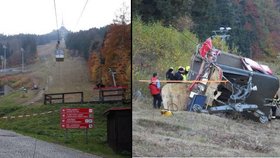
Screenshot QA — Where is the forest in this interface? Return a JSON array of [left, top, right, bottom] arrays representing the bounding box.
[[65, 27, 108, 60], [133, 0, 280, 59], [0, 34, 37, 66]]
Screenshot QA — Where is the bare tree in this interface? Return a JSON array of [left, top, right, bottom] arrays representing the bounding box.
[[113, 2, 131, 25]]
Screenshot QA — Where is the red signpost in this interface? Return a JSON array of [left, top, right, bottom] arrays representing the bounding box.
[[60, 108, 94, 129], [60, 108, 94, 144]]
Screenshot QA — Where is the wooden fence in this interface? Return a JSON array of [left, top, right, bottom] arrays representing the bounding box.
[[44, 92, 83, 105], [98, 87, 127, 102], [44, 87, 130, 105]]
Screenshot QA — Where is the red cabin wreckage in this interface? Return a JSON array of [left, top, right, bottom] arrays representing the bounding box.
[[164, 38, 280, 123]]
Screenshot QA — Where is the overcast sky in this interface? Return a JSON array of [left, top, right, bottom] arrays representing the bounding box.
[[0, 0, 131, 35]]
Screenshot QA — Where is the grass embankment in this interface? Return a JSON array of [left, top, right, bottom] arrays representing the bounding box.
[[132, 17, 198, 96], [0, 98, 130, 158]]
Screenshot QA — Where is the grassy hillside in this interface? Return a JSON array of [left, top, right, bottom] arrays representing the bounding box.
[[132, 17, 198, 96]]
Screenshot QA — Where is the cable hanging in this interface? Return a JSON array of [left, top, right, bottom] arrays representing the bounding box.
[[53, 0, 59, 40], [76, 0, 89, 28], [53, 0, 64, 62]]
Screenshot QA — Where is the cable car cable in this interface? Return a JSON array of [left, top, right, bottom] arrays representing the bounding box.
[[53, 0, 64, 62], [53, 0, 60, 40], [75, 0, 89, 28]]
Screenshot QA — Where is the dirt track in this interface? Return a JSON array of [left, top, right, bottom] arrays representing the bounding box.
[[133, 99, 280, 157], [23, 41, 97, 105]]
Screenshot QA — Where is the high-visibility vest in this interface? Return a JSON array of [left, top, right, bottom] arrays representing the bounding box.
[[182, 74, 187, 80]]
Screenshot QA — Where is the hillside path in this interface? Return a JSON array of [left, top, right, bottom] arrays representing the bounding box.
[[23, 40, 97, 105], [0, 129, 100, 158]]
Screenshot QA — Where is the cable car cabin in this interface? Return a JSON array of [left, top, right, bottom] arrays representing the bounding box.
[[55, 49, 64, 62]]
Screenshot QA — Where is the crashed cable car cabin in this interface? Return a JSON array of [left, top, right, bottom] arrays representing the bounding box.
[[188, 38, 279, 123]]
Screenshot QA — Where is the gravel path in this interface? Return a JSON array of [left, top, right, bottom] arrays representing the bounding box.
[[0, 129, 101, 158]]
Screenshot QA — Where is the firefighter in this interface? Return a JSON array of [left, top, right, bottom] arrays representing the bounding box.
[[166, 67, 174, 80], [174, 66, 184, 80], [183, 66, 190, 80]]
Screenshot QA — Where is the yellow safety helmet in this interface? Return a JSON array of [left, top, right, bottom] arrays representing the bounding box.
[[186, 66, 190, 71], [161, 109, 173, 117]]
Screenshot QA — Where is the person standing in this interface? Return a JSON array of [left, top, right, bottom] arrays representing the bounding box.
[[174, 66, 184, 80], [272, 94, 279, 119], [149, 72, 162, 108], [166, 67, 174, 80], [185, 66, 190, 79], [151, 72, 160, 88]]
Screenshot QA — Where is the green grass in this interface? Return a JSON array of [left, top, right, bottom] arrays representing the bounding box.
[[132, 17, 198, 96], [0, 99, 131, 158], [0, 91, 22, 105]]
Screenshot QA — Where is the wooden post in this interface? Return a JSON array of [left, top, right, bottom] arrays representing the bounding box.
[[81, 92, 84, 103], [62, 94, 65, 104], [99, 90, 102, 101], [85, 128, 88, 144], [44, 94, 46, 105], [64, 129, 68, 143], [122, 88, 126, 103], [100, 90, 104, 102], [102, 90, 105, 102]]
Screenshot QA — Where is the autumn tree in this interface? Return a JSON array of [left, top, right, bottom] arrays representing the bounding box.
[[88, 24, 131, 87]]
